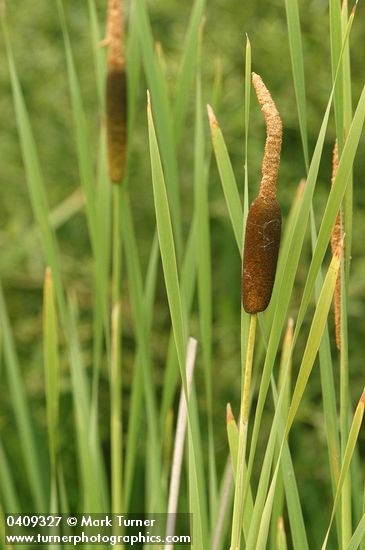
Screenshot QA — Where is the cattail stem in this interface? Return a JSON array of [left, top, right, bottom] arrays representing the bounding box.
[[112, 185, 122, 304], [111, 169, 123, 535], [230, 314, 257, 550]]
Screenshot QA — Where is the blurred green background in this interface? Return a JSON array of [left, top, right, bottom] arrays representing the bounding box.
[[1, 0, 365, 544]]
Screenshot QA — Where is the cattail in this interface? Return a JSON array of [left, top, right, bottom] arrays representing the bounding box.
[[330, 141, 342, 349], [242, 73, 282, 313], [106, 0, 127, 183]]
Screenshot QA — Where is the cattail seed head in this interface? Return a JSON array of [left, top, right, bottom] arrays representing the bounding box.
[[330, 141, 342, 350], [106, 0, 127, 184], [242, 196, 281, 313], [242, 74, 282, 313]]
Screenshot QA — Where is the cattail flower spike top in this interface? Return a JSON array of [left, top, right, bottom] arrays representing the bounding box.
[[106, 0, 125, 68], [242, 73, 283, 314], [330, 140, 342, 350], [252, 72, 282, 200], [106, 0, 127, 184]]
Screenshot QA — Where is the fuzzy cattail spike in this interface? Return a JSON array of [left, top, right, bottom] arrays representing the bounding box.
[[106, 0, 127, 184], [242, 74, 282, 314], [106, 0, 125, 68], [330, 140, 342, 349], [252, 72, 282, 200]]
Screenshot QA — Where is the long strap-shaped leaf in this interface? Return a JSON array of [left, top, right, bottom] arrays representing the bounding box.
[[0, 283, 46, 512], [135, 0, 182, 257], [321, 392, 365, 549], [147, 93, 208, 546], [122, 195, 165, 512], [346, 512, 365, 550], [173, 0, 205, 143]]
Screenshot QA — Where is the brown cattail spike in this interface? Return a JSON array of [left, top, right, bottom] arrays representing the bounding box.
[[242, 74, 282, 314], [330, 141, 342, 350], [106, 0, 127, 184], [252, 72, 282, 200]]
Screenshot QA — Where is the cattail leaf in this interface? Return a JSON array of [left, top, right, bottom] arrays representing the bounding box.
[[226, 404, 254, 538], [147, 92, 187, 380], [147, 95, 208, 543], [0, 284, 46, 511], [208, 105, 243, 249], [0, 440, 20, 513], [122, 196, 164, 511], [173, 0, 205, 143], [341, 0, 353, 278], [321, 392, 365, 549], [125, 0, 142, 145], [310, 213, 342, 545], [295, 80, 365, 340], [67, 298, 106, 512], [3, 20, 66, 325], [57, 0, 110, 355], [160, 219, 197, 429], [272, 378, 309, 550], [347, 512, 365, 550], [43, 268, 60, 475], [284, 0, 309, 169], [0, 188, 85, 278], [194, 23, 218, 523], [124, 233, 159, 510], [135, 0, 182, 257], [330, 0, 344, 152], [57, 0, 98, 252], [160, 55, 223, 432], [87, 0, 107, 111]]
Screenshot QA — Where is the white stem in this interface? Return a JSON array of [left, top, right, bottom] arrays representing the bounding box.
[[165, 337, 198, 549], [212, 461, 234, 550]]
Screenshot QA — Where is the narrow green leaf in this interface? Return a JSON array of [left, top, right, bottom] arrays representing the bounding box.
[[135, 0, 182, 257], [321, 392, 365, 549], [67, 298, 104, 512], [208, 106, 243, 249], [330, 0, 344, 152], [122, 196, 164, 511], [0, 284, 46, 511], [173, 0, 205, 143], [0, 439, 20, 512], [284, 0, 309, 169], [3, 21, 66, 325], [347, 512, 365, 550], [226, 404, 254, 538], [43, 268, 60, 477], [296, 81, 365, 338], [147, 95, 208, 545]]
